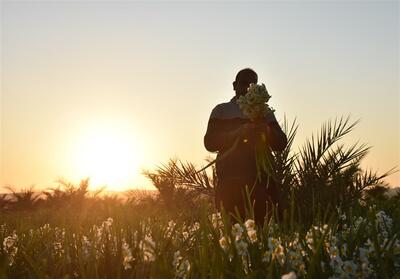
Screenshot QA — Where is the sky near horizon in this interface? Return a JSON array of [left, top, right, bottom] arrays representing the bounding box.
[[1, 1, 399, 191]]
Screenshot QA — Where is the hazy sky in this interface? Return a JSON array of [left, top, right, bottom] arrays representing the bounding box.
[[1, 1, 399, 191]]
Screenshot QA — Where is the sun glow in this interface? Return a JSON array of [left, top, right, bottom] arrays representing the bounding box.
[[72, 123, 144, 191]]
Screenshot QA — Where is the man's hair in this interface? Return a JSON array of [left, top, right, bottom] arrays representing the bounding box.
[[235, 68, 258, 83]]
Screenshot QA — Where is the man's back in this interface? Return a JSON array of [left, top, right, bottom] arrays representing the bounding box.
[[203, 68, 287, 225], [204, 96, 281, 182]]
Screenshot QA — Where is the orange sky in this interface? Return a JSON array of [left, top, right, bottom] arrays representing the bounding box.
[[1, 2, 399, 191]]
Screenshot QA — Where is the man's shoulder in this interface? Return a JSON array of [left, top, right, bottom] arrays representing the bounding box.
[[210, 100, 242, 120], [213, 101, 233, 111], [212, 96, 237, 110], [210, 101, 279, 124]]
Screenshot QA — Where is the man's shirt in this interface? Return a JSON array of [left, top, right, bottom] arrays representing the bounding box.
[[204, 96, 287, 182]]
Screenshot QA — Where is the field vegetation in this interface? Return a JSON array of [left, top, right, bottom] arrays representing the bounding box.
[[0, 117, 399, 278]]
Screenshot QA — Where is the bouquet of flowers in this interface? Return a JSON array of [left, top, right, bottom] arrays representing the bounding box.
[[237, 83, 274, 121], [237, 83, 276, 184]]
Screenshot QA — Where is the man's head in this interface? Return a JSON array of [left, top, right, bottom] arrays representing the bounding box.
[[233, 68, 258, 96]]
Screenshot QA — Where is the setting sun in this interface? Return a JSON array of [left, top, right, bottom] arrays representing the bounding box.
[[72, 123, 143, 191], [1, 2, 399, 277]]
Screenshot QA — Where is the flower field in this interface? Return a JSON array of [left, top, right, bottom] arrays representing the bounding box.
[[0, 196, 399, 278], [1, 117, 399, 278]]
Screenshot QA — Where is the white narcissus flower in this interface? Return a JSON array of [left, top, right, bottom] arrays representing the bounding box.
[[365, 238, 375, 256], [139, 235, 156, 262], [237, 83, 274, 120], [211, 213, 223, 229], [247, 229, 257, 243], [281, 271, 297, 279], [104, 217, 113, 228], [219, 236, 229, 251], [165, 220, 176, 238], [329, 245, 340, 260], [82, 235, 91, 260], [375, 211, 393, 238], [231, 223, 244, 240], [341, 260, 357, 276], [3, 232, 18, 266], [268, 237, 281, 250], [244, 219, 255, 230], [168, 220, 176, 228], [235, 240, 248, 257], [273, 244, 285, 266], [3, 232, 18, 250], [53, 241, 64, 257], [191, 222, 200, 232], [182, 231, 189, 240], [173, 251, 191, 278], [173, 251, 182, 268], [122, 239, 134, 270], [177, 260, 190, 278]]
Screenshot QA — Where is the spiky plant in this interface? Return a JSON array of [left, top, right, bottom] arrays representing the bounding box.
[[272, 116, 396, 226], [142, 166, 176, 207], [0, 194, 10, 211], [43, 178, 102, 208], [145, 158, 216, 195], [4, 185, 42, 211], [365, 184, 390, 200], [142, 116, 395, 226], [142, 158, 215, 210]]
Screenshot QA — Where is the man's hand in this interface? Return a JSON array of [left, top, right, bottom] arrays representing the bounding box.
[[238, 123, 256, 137], [233, 122, 258, 144], [257, 122, 288, 151], [256, 122, 272, 136], [239, 122, 274, 144], [228, 122, 275, 145]]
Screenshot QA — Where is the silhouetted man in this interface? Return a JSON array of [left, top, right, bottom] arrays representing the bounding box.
[[204, 68, 287, 225]]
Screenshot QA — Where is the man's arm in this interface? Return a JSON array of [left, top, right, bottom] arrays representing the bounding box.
[[260, 113, 288, 152], [204, 118, 240, 153], [264, 121, 288, 151], [204, 106, 287, 152], [204, 105, 245, 152]]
